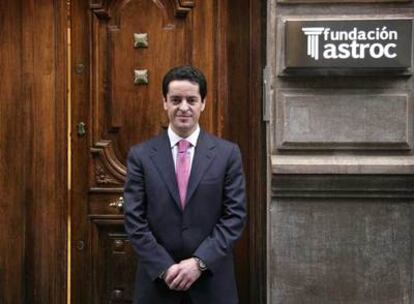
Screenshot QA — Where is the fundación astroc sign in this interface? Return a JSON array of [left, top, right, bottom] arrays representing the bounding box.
[[285, 19, 413, 72]]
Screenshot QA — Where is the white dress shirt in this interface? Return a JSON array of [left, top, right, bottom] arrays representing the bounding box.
[[167, 125, 200, 172]]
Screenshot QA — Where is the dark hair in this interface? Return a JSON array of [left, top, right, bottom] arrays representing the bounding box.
[[162, 65, 207, 100]]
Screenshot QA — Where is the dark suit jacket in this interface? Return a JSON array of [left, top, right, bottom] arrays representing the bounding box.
[[124, 130, 246, 304]]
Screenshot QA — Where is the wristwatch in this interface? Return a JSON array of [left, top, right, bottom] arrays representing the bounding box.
[[193, 257, 208, 271]]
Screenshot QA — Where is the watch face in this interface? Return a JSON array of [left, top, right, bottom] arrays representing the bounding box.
[[194, 257, 206, 271], [198, 259, 207, 270]]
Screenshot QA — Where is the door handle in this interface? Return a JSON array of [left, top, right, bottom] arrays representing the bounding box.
[[109, 196, 124, 213]]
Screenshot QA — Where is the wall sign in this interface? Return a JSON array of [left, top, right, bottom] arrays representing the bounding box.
[[285, 19, 413, 74]]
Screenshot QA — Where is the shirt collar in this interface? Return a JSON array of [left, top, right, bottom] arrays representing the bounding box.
[[168, 125, 200, 148]]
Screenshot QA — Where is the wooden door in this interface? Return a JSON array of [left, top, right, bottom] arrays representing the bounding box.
[[1, 1, 67, 303], [70, 1, 265, 303]]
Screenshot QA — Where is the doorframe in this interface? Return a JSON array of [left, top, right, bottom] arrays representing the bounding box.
[[245, 1, 267, 303], [223, 0, 267, 303]]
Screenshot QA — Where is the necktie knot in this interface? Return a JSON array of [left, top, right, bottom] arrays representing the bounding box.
[[178, 139, 190, 153]]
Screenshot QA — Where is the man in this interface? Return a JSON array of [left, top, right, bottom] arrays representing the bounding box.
[[124, 65, 246, 304]]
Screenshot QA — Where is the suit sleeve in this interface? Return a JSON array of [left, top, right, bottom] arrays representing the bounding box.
[[123, 147, 175, 281], [193, 144, 247, 274]]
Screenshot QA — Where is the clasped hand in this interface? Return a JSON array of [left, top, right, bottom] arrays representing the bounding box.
[[164, 258, 202, 291]]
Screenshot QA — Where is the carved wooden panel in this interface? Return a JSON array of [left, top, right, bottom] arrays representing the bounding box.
[[174, 0, 195, 17], [92, 219, 138, 304], [89, 0, 194, 187], [91, 140, 125, 187]]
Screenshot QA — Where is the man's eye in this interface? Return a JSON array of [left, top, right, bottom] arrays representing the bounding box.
[[187, 98, 196, 104], [171, 98, 181, 104]]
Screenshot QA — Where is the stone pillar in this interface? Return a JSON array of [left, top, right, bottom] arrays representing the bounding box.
[[266, 1, 414, 303]]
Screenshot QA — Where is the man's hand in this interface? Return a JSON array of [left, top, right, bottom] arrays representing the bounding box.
[[164, 258, 202, 291], [163, 263, 180, 286]]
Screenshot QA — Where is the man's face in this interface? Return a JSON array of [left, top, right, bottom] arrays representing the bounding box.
[[163, 80, 206, 137]]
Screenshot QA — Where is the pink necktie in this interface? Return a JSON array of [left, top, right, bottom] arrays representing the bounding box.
[[176, 140, 191, 209]]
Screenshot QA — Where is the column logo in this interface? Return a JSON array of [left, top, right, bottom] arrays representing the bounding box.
[[302, 27, 325, 60], [302, 26, 399, 61]]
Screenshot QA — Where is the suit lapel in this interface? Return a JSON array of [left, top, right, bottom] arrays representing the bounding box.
[[186, 131, 216, 206], [149, 131, 181, 210]]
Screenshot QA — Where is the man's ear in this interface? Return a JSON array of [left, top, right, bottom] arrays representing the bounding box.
[[163, 97, 167, 110], [201, 98, 206, 111]]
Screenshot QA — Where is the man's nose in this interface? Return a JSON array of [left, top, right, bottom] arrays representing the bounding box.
[[179, 100, 190, 111]]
